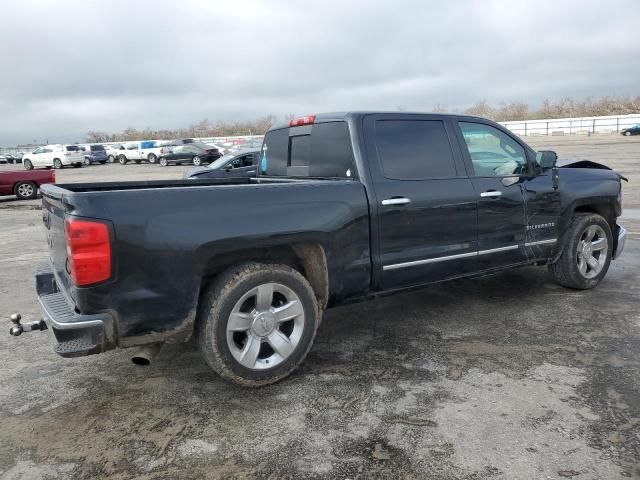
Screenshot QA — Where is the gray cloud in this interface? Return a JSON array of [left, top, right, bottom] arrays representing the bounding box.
[[1, 0, 639, 144]]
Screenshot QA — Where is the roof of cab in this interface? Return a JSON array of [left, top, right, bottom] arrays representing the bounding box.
[[269, 111, 490, 131]]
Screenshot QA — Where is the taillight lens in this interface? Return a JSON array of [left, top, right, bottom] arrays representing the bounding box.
[[65, 218, 111, 286]]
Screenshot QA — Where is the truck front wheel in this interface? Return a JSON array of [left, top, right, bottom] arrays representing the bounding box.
[[196, 262, 320, 386], [548, 213, 612, 289]]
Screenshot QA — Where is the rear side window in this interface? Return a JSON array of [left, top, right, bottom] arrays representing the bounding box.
[[374, 120, 456, 180], [260, 121, 353, 178]]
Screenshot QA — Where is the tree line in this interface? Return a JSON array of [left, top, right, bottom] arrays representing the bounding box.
[[85, 115, 280, 143], [86, 95, 640, 143], [459, 95, 640, 122]]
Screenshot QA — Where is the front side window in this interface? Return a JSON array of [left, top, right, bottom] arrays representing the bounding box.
[[459, 122, 527, 177], [374, 120, 456, 180]]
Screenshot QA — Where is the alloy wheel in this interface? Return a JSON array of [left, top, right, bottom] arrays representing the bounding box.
[[17, 183, 34, 198], [577, 225, 608, 279], [226, 282, 305, 370]]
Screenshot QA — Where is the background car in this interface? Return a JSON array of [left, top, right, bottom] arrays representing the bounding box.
[[22, 144, 84, 170], [117, 143, 147, 165], [81, 144, 108, 165], [183, 149, 259, 179], [0, 155, 8, 164], [105, 144, 125, 163], [0, 169, 55, 199], [158, 142, 221, 166], [7, 153, 23, 164], [620, 124, 640, 136]]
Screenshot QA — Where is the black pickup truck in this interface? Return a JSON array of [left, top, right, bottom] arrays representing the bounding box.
[[12, 112, 626, 386]]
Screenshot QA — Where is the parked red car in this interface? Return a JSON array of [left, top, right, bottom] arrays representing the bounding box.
[[0, 169, 55, 200]]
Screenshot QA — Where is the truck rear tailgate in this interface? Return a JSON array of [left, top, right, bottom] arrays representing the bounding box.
[[41, 185, 75, 300]]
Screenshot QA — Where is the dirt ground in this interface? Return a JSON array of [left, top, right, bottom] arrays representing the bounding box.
[[0, 134, 638, 479]]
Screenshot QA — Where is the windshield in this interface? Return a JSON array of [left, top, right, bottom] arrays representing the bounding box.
[[207, 153, 235, 169]]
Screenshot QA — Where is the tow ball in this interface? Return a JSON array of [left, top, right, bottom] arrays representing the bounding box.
[[8, 313, 47, 336]]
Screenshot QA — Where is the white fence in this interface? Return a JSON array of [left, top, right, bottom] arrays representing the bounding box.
[[500, 114, 640, 137]]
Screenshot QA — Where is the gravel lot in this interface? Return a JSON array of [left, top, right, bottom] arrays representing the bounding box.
[[0, 135, 639, 479]]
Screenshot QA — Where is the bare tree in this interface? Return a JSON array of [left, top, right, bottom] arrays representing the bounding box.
[[464, 100, 495, 119]]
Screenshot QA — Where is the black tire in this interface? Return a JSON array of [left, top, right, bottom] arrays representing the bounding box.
[[159, 157, 168, 167], [14, 181, 37, 200], [148, 153, 157, 164], [99, 160, 107, 165], [53, 158, 63, 169], [192, 156, 201, 166], [196, 262, 320, 387], [107, 155, 116, 163], [548, 213, 613, 289], [118, 155, 128, 165], [23, 159, 33, 171]]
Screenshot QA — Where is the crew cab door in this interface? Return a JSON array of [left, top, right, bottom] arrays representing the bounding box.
[[453, 120, 528, 268], [363, 114, 479, 290]]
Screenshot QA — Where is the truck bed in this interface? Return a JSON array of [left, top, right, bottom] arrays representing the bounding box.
[[39, 176, 371, 349]]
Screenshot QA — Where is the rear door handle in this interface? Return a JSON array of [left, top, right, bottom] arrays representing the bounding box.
[[480, 190, 502, 198], [382, 197, 411, 206]]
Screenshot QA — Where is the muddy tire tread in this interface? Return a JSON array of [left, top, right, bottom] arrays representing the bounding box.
[[196, 262, 320, 387], [548, 212, 612, 289]]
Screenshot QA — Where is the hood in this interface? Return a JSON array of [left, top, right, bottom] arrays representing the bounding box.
[[183, 167, 208, 179], [557, 158, 628, 182]]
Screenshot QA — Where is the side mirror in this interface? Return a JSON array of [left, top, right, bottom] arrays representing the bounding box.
[[536, 150, 558, 170]]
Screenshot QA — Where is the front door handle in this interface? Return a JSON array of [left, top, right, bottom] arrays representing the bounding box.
[[382, 197, 411, 206], [480, 190, 502, 198]]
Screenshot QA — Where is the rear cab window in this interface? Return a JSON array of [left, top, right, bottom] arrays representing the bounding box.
[[260, 120, 354, 178]]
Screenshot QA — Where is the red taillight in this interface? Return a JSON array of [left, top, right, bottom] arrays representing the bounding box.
[[289, 115, 315, 127], [65, 218, 111, 286]]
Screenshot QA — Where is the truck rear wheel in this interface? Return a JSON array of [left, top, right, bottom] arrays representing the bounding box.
[[196, 262, 320, 386], [14, 181, 37, 200], [548, 213, 612, 289]]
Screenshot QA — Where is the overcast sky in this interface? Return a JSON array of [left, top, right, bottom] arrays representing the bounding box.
[[1, 0, 639, 145]]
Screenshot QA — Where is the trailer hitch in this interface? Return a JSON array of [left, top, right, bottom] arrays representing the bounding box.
[[8, 313, 47, 336]]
